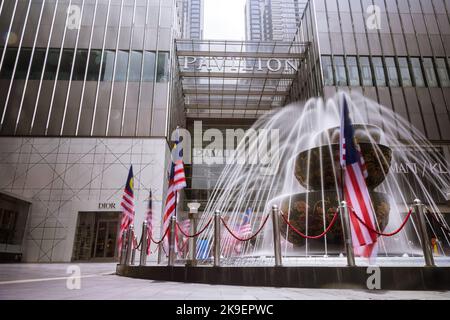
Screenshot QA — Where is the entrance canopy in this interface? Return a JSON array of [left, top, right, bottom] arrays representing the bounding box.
[[175, 39, 309, 118]]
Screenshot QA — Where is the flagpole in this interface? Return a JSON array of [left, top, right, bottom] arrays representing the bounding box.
[[339, 92, 345, 204], [339, 166, 345, 203]]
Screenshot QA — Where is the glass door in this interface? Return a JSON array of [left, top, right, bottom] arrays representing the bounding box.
[[93, 219, 119, 259]]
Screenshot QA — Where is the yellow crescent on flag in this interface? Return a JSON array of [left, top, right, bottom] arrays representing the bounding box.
[[129, 177, 134, 190]]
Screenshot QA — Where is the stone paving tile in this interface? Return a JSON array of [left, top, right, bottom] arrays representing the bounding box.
[[0, 263, 449, 300]]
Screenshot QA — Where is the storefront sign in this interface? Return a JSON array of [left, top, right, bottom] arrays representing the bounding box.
[[182, 56, 299, 72], [98, 203, 116, 210]]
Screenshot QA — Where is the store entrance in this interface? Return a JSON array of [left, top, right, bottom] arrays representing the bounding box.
[[72, 211, 121, 262]]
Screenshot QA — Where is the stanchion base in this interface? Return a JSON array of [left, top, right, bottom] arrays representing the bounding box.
[[116, 264, 450, 291]]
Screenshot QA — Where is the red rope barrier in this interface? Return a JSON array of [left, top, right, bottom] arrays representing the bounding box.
[[220, 215, 270, 242], [350, 208, 413, 237], [280, 210, 339, 239], [176, 217, 213, 238], [132, 236, 140, 250], [176, 237, 188, 253], [161, 241, 168, 257], [150, 225, 170, 244]]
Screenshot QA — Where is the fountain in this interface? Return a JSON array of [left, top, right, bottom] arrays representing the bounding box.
[[197, 91, 450, 262], [278, 124, 391, 252], [117, 92, 450, 290]]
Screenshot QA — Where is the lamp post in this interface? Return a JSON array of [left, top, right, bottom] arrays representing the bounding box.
[[186, 201, 201, 267]]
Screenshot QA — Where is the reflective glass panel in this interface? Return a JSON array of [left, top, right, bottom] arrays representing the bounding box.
[[410, 57, 425, 87], [372, 57, 386, 86], [423, 58, 438, 87], [385, 57, 399, 87], [346, 56, 360, 86], [143, 51, 155, 82], [435, 58, 450, 87], [321, 55, 334, 86], [360, 56, 373, 86], [397, 57, 412, 87], [129, 51, 142, 82], [333, 56, 347, 86]]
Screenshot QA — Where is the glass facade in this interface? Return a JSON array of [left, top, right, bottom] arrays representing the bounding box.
[[0, 48, 169, 82], [288, 0, 450, 143], [0, 0, 177, 137], [321, 55, 450, 89]]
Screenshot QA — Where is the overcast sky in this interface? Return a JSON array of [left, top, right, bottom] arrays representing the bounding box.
[[204, 0, 246, 40]]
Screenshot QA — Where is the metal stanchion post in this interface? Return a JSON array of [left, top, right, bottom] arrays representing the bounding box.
[[413, 199, 435, 267], [186, 202, 200, 267], [214, 210, 221, 267], [168, 216, 176, 266], [340, 201, 356, 267], [140, 221, 148, 266], [125, 225, 134, 266], [271, 205, 282, 267], [131, 244, 136, 265], [120, 229, 128, 265]]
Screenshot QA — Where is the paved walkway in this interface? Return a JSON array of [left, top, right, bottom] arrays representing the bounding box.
[[0, 263, 449, 300]]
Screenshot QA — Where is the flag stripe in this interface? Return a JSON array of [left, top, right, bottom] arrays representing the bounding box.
[[340, 95, 378, 258]]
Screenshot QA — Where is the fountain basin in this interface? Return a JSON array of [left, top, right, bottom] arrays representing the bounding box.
[[295, 143, 392, 190], [279, 190, 390, 247]]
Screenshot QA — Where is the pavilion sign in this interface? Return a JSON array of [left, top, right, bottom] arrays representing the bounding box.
[[182, 56, 300, 73]]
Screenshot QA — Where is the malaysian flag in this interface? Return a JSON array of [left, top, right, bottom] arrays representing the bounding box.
[[162, 128, 187, 255], [340, 95, 378, 258], [118, 166, 135, 252], [145, 190, 153, 255]]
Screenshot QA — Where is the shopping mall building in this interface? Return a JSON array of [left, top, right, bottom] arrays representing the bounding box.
[[0, 0, 449, 262]]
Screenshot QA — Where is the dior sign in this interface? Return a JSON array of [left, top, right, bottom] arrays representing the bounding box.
[[182, 56, 299, 72]]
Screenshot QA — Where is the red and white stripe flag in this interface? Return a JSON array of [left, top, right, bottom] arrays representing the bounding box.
[[118, 166, 135, 252], [162, 128, 187, 256], [340, 95, 378, 259]]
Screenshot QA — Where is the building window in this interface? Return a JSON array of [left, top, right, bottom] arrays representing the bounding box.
[[397, 57, 412, 87], [372, 57, 386, 86], [0, 48, 17, 79], [44, 48, 61, 80], [143, 51, 155, 81], [157, 52, 170, 82], [333, 56, 347, 86], [58, 49, 75, 80], [435, 58, 450, 87], [129, 51, 142, 82], [321, 55, 334, 86], [359, 56, 373, 86], [29, 48, 46, 80], [87, 50, 102, 81], [410, 57, 425, 87], [346, 56, 360, 86], [422, 58, 438, 87], [101, 50, 115, 81], [15, 49, 31, 80], [114, 50, 129, 82], [72, 49, 88, 81], [385, 57, 399, 87]]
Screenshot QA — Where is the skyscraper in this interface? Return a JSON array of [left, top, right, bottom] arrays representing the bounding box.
[[0, 0, 183, 263], [180, 0, 204, 39], [245, 0, 308, 41], [245, 0, 264, 41]]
